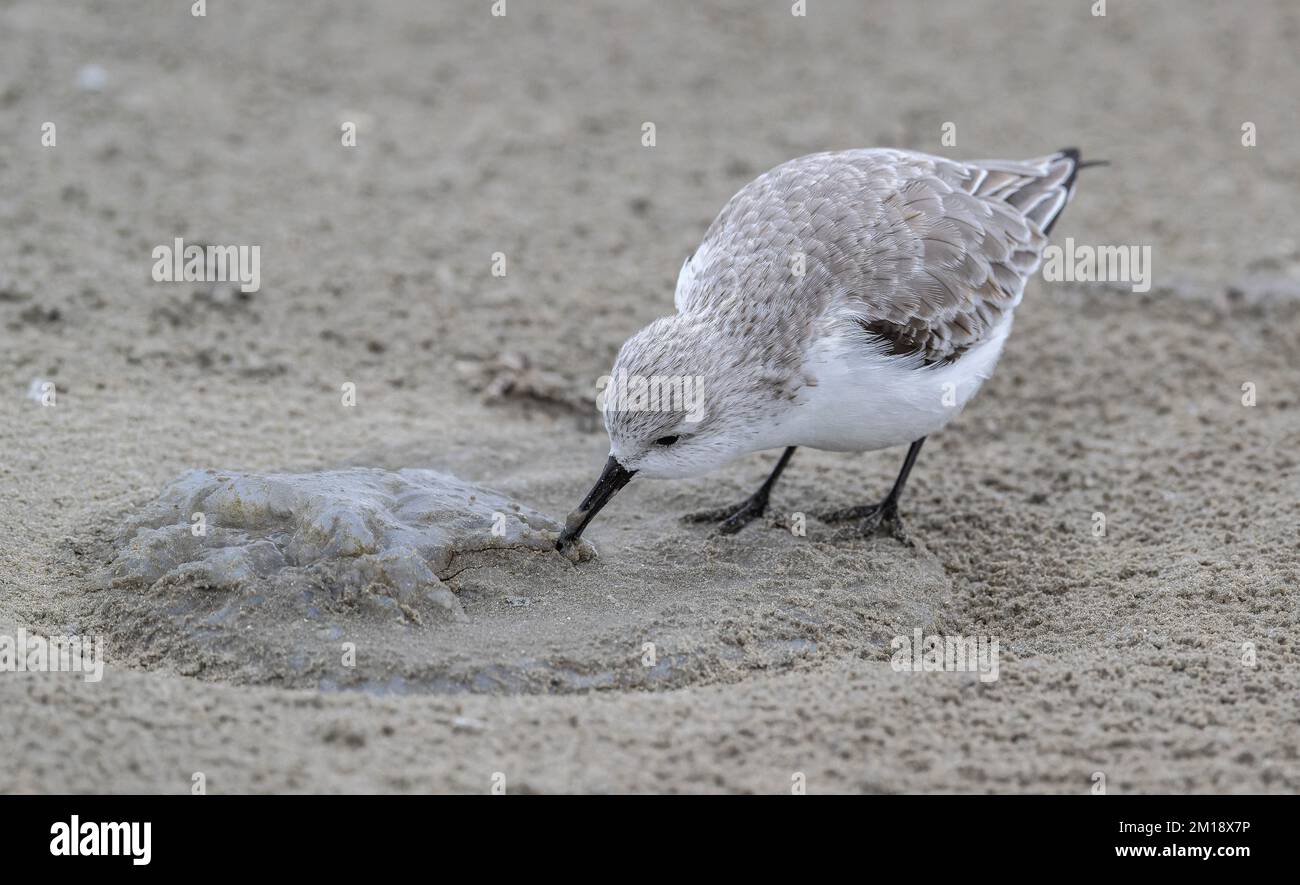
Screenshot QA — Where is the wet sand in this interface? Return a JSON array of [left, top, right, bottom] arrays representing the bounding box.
[[1, 0, 1297, 793]]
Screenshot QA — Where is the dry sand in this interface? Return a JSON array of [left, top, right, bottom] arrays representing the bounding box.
[[1, 0, 1298, 793]]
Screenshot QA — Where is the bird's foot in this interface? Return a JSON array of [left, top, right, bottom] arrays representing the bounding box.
[[816, 500, 911, 545], [682, 493, 769, 535]]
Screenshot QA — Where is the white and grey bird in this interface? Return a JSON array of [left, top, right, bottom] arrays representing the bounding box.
[[556, 147, 1101, 552]]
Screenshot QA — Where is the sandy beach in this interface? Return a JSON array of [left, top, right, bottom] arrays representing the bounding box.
[[1, 0, 1297, 793]]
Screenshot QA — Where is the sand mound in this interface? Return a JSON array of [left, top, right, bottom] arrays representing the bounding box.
[[80, 466, 950, 695], [96, 467, 590, 621]]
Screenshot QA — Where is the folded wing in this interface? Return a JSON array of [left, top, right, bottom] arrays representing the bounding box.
[[672, 148, 1084, 368]]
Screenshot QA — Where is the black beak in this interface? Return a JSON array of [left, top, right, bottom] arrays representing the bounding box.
[[556, 456, 636, 553]]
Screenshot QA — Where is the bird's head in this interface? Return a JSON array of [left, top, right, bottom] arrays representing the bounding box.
[[556, 314, 792, 553]]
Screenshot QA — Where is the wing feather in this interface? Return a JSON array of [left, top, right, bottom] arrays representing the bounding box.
[[672, 147, 1084, 368]]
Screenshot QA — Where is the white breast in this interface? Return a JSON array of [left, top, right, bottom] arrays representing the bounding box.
[[770, 315, 1014, 453]]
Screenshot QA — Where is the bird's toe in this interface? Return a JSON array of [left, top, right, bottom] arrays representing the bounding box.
[[826, 501, 912, 545], [681, 504, 741, 524], [814, 503, 879, 524], [682, 497, 767, 535]]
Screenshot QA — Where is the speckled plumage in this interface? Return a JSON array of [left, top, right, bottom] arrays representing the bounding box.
[[601, 147, 1085, 480], [675, 148, 1075, 365]]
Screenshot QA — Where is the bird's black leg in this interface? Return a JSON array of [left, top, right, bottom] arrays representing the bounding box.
[[683, 447, 797, 535], [816, 438, 926, 543]]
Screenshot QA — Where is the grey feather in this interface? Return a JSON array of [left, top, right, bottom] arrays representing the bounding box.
[[675, 148, 1083, 365]]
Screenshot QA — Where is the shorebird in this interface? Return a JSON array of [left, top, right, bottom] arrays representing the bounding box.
[[556, 147, 1100, 553]]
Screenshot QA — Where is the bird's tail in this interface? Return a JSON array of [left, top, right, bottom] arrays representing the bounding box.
[[970, 147, 1107, 236], [1040, 147, 1109, 234]]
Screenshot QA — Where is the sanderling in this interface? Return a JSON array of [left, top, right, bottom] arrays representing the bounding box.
[[557, 147, 1102, 552]]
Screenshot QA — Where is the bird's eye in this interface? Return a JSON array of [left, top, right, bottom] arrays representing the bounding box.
[[654, 435, 680, 447]]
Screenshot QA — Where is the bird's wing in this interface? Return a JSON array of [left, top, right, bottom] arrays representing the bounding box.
[[836, 149, 1080, 364], [673, 251, 697, 313], [675, 148, 1082, 366]]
